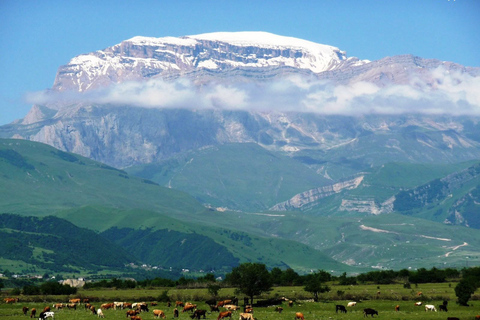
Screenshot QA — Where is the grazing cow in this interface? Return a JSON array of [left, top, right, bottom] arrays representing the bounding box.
[[23, 306, 29, 315], [30, 308, 37, 318], [336, 305, 347, 313], [67, 303, 77, 310], [347, 301, 357, 307], [210, 305, 220, 312], [38, 311, 55, 320], [175, 301, 184, 307], [90, 306, 97, 315], [295, 312, 305, 320], [126, 310, 140, 317], [447, 318, 460, 320], [4, 298, 19, 304], [114, 301, 125, 310], [173, 308, 179, 318], [137, 304, 149, 313], [239, 313, 254, 320], [224, 304, 239, 311], [85, 303, 92, 311], [414, 301, 422, 306], [130, 316, 143, 320], [275, 306, 283, 313], [53, 303, 63, 310], [153, 309, 166, 319], [190, 309, 207, 319], [217, 311, 232, 320], [124, 303, 133, 309], [97, 309, 105, 318], [363, 308, 378, 317], [101, 303, 114, 310], [417, 291, 423, 296], [425, 304, 437, 312], [439, 304, 448, 312], [83, 299, 90, 303], [288, 300, 293, 307], [150, 302, 158, 306], [69, 298, 81, 304], [43, 307, 51, 313], [395, 305, 400, 312], [182, 303, 197, 313]]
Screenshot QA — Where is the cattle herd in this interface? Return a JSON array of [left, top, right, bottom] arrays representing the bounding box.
[[2, 296, 479, 319]]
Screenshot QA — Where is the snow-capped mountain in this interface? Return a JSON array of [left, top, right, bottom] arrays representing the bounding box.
[[2, 31, 480, 170], [53, 31, 366, 93]]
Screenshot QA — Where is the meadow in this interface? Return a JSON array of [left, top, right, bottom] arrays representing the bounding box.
[[2, 282, 480, 320]]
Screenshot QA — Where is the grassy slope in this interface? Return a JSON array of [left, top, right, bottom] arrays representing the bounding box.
[[126, 143, 331, 211]]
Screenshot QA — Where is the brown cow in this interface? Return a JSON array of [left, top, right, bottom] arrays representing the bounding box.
[[395, 305, 400, 312], [150, 302, 158, 306], [175, 301, 184, 307], [67, 303, 77, 310], [90, 305, 97, 315], [182, 303, 197, 313], [275, 306, 283, 313], [127, 309, 140, 317], [173, 308, 179, 318], [295, 312, 305, 320], [53, 303, 64, 310], [43, 306, 51, 313], [4, 298, 19, 304], [101, 303, 114, 309], [130, 316, 143, 320], [191, 309, 207, 319], [69, 298, 81, 304], [217, 311, 232, 320], [153, 309, 166, 318], [30, 308, 37, 318], [22, 306, 29, 315], [83, 298, 90, 303]]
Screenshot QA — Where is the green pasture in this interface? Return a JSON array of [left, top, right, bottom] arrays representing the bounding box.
[[2, 283, 480, 319]]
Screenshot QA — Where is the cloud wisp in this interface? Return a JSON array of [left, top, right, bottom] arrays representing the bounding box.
[[25, 67, 480, 116]]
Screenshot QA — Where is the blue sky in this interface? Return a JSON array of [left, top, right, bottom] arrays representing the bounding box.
[[0, 0, 479, 125]]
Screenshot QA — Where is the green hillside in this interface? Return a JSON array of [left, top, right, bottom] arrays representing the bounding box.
[[126, 143, 331, 211], [0, 139, 206, 216], [0, 214, 133, 274]]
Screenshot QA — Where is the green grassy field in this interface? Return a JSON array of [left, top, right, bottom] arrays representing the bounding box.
[[2, 283, 480, 320]]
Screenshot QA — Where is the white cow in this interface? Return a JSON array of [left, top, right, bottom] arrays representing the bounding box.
[[347, 301, 357, 307], [97, 308, 105, 318], [39, 311, 55, 320], [425, 304, 437, 312]]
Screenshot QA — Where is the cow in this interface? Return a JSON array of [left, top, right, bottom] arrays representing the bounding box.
[[153, 309, 166, 319], [90, 306, 97, 315], [97, 309, 105, 318], [83, 298, 90, 303], [30, 308, 37, 318], [85, 303, 92, 311], [224, 304, 239, 311], [210, 305, 220, 312], [347, 301, 357, 307], [52, 303, 63, 310], [336, 305, 347, 313], [182, 303, 197, 313], [295, 312, 305, 320], [38, 311, 55, 320], [137, 304, 149, 312], [175, 301, 184, 307], [425, 304, 437, 312], [190, 309, 207, 319], [217, 311, 232, 320], [43, 307, 51, 313], [69, 298, 81, 304], [173, 308, 179, 318], [439, 304, 448, 312], [124, 303, 133, 309], [166, 302, 171, 308], [130, 316, 143, 320], [288, 300, 293, 307], [363, 308, 378, 317], [414, 301, 422, 306], [114, 301, 125, 310], [126, 309, 140, 317], [67, 303, 77, 310], [4, 298, 19, 304], [395, 305, 400, 312], [275, 306, 283, 313], [101, 303, 113, 309], [239, 313, 254, 320]]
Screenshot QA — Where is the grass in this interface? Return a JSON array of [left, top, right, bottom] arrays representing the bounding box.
[[2, 283, 480, 319]]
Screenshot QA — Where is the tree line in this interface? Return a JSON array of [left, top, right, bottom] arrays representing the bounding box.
[[12, 263, 480, 305]]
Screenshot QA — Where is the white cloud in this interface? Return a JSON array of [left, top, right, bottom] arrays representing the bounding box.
[[25, 66, 480, 115]]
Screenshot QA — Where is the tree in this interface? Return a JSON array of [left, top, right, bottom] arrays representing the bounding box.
[[207, 283, 221, 299], [455, 277, 478, 306], [225, 263, 272, 305], [304, 270, 331, 302]]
